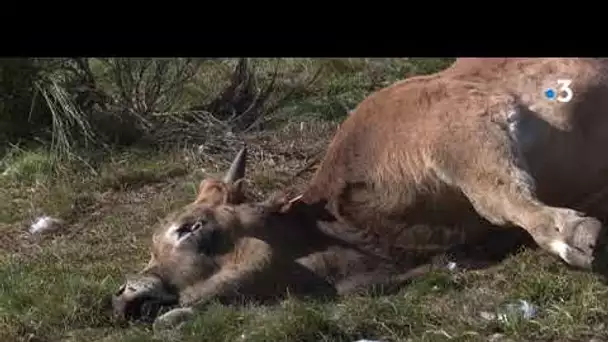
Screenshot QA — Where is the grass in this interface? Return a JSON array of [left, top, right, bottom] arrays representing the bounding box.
[[2, 58, 608, 342], [3, 126, 608, 342]]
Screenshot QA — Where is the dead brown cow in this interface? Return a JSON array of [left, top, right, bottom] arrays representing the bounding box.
[[111, 58, 608, 328]]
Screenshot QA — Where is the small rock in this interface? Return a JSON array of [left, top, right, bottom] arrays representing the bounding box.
[[446, 261, 458, 271], [29, 216, 64, 235], [488, 333, 505, 342], [480, 311, 496, 321], [488, 333, 517, 342], [153, 307, 194, 332]]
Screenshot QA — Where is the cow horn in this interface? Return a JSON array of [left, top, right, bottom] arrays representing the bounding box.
[[223, 146, 247, 184]]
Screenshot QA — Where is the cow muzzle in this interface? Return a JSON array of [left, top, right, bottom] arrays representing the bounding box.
[[111, 275, 179, 323]]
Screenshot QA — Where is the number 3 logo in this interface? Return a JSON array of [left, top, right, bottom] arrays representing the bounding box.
[[556, 79, 574, 103]]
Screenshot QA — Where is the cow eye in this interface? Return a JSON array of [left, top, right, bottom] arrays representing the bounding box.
[[176, 218, 208, 238], [176, 223, 192, 238], [114, 284, 126, 296]]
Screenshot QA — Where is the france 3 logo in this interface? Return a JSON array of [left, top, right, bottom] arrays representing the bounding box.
[[544, 79, 573, 103]]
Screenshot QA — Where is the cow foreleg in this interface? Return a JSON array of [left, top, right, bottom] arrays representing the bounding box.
[[445, 113, 605, 270], [153, 268, 250, 330]]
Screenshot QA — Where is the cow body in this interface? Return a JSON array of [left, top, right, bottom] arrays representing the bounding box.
[[302, 58, 608, 268], [111, 58, 608, 329]]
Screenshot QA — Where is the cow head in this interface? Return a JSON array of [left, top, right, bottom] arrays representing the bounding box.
[[111, 146, 294, 322]]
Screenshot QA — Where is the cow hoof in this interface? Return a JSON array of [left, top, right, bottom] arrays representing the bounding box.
[[561, 217, 604, 269], [153, 307, 195, 332]]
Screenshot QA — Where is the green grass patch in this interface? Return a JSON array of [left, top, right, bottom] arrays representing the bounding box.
[[3, 58, 608, 342], [2, 148, 608, 341]]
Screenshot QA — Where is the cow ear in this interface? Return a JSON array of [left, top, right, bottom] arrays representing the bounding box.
[[226, 178, 247, 204], [195, 179, 229, 206], [195, 178, 247, 206], [193, 146, 247, 206]]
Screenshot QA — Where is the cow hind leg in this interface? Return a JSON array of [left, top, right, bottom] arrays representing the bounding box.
[[447, 125, 606, 271]]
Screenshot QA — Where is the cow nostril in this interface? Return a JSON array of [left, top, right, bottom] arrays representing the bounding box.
[[114, 284, 126, 296]]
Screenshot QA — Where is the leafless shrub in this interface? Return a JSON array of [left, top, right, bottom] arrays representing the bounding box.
[[97, 58, 204, 129], [147, 58, 324, 149]]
